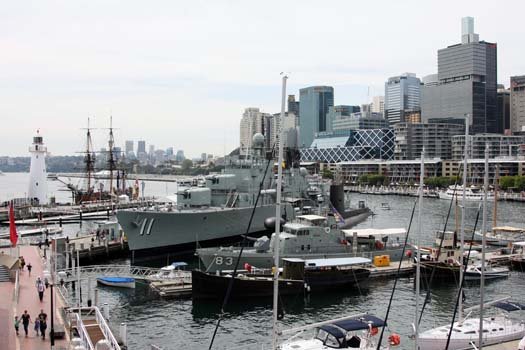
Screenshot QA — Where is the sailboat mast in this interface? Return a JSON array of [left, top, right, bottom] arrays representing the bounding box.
[[459, 114, 469, 323], [479, 143, 489, 348], [108, 116, 115, 197], [85, 117, 95, 193], [415, 147, 425, 350], [492, 165, 499, 227], [272, 73, 287, 350]]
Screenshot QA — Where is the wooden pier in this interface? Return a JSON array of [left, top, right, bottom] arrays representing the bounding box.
[[368, 260, 414, 278]]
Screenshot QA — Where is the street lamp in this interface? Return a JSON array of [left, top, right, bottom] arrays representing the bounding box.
[[50, 282, 55, 348]]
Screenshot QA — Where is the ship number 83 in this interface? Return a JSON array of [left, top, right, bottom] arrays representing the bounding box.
[[215, 256, 233, 265]]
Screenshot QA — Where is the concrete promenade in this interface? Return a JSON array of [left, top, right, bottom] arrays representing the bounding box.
[[0, 245, 68, 350]]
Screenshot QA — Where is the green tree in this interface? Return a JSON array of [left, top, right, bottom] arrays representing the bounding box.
[[321, 168, 334, 179], [499, 176, 516, 190], [358, 174, 369, 185], [515, 176, 525, 191], [181, 159, 193, 171]]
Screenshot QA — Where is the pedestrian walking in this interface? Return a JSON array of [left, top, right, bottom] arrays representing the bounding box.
[[44, 277, 49, 289], [20, 310, 31, 337], [20, 256, 25, 270], [38, 309, 47, 340], [27, 263, 32, 276], [34, 318, 40, 337], [14, 316, 20, 336], [36, 277, 45, 301]]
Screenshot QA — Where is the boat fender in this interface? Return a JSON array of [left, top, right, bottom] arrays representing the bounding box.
[[304, 283, 311, 293], [405, 250, 412, 258], [375, 240, 384, 249], [388, 333, 401, 346], [369, 326, 378, 336], [324, 227, 331, 234]]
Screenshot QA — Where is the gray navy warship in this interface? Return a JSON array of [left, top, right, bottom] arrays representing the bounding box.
[[116, 134, 371, 257]]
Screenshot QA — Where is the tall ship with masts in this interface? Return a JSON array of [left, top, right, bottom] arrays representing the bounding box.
[[116, 135, 371, 256], [58, 117, 137, 204]]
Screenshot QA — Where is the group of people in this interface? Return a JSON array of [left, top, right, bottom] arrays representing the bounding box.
[[14, 309, 48, 339], [18, 256, 32, 275]]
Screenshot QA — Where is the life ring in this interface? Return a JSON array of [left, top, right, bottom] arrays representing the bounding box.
[[388, 333, 401, 346], [325, 227, 331, 234]]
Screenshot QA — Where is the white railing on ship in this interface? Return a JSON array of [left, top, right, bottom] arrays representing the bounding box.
[[74, 311, 95, 350]]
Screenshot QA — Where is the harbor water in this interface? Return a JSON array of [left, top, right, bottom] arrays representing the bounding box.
[[1, 173, 525, 349]]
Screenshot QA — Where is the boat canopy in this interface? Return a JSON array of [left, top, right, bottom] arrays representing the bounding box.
[[342, 228, 407, 237], [171, 262, 188, 268], [283, 257, 371, 268], [494, 301, 525, 312], [320, 315, 386, 337], [512, 242, 525, 247], [297, 214, 326, 221]]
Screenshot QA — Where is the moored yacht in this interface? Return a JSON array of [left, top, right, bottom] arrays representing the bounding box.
[[438, 185, 494, 201]]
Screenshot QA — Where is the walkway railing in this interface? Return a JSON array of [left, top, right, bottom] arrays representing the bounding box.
[[57, 264, 161, 283]]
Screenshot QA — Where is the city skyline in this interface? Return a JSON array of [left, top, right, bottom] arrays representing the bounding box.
[[2, 1, 525, 157]]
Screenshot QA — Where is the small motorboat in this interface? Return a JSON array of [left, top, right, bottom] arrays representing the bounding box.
[[379, 203, 391, 210], [464, 263, 510, 280], [97, 277, 135, 288], [148, 262, 191, 283]]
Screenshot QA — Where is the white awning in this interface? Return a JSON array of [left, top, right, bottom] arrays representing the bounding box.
[[283, 257, 371, 268], [342, 228, 407, 238]]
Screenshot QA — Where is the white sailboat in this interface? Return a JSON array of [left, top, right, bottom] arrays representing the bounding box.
[[419, 140, 525, 349]]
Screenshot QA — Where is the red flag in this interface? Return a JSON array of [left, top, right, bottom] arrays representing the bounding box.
[[9, 202, 18, 247]]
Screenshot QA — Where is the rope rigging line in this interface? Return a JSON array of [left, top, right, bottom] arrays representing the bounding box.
[[207, 144, 276, 350], [445, 205, 482, 350], [376, 198, 418, 349], [418, 162, 464, 325]]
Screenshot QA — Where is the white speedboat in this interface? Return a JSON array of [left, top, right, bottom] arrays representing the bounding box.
[[150, 262, 191, 282], [97, 277, 135, 288], [379, 203, 391, 210], [464, 263, 510, 281]]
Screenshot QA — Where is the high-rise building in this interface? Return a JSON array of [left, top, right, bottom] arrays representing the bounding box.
[[148, 145, 155, 155], [421, 17, 497, 133], [175, 150, 185, 162], [332, 112, 389, 132], [371, 96, 385, 115], [271, 112, 299, 150], [287, 95, 300, 118], [239, 107, 270, 154], [137, 140, 146, 154], [125, 140, 134, 155], [384, 73, 421, 126], [393, 122, 464, 160], [497, 85, 511, 133], [510, 75, 525, 133], [326, 105, 360, 132], [298, 86, 334, 148]]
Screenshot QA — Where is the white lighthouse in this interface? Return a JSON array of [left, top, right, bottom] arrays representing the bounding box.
[[28, 130, 48, 204]]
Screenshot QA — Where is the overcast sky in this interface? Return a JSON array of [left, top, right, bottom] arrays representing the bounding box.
[[2, 0, 524, 158]]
